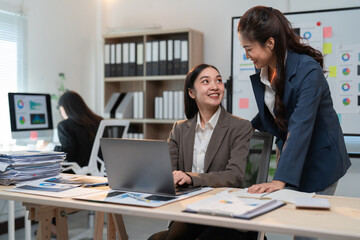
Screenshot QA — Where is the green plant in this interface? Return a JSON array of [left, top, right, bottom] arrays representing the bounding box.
[[51, 73, 68, 103]]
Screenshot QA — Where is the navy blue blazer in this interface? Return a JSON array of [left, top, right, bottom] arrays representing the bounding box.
[[250, 50, 351, 192]]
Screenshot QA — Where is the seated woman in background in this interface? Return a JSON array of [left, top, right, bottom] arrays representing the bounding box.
[[149, 64, 257, 240], [55, 90, 103, 168]]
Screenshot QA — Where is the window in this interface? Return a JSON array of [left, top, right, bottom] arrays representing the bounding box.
[[0, 10, 26, 144]]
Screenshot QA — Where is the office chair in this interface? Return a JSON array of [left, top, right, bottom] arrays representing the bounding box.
[[61, 119, 130, 240], [242, 131, 274, 188], [242, 131, 274, 240], [61, 119, 130, 176]]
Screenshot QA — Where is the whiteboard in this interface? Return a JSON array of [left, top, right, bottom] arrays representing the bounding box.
[[231, 7, 360, 134]]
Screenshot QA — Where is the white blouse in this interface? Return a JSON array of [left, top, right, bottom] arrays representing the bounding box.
[[192, 106, 221, 173]]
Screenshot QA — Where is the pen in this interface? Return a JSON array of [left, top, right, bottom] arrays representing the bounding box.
[[82, 182, 108, 188], [127, 193, 150, 203]]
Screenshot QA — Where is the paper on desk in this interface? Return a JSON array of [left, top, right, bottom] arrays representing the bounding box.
[[74, 187, 213, 208], [185, 190, 285, 219], [231, 188, 315, 204], [4, 176, 107, 198]]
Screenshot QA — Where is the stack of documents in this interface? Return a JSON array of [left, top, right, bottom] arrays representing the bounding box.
[[0, 151, 66, 185], [6, 174, 109, 198]]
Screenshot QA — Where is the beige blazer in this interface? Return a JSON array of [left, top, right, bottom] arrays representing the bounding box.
[[168, 106, 253, 188]]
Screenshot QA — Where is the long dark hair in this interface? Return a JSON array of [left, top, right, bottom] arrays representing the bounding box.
[[184, 64, 221, 119], [238, 6, 324, 131], [58, 91, 103, 140]]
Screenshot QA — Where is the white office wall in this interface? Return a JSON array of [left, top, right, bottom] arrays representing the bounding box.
[[22, 0, 101, 124]]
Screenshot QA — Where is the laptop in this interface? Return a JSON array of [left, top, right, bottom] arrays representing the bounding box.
[[100, 138, 201, 197]]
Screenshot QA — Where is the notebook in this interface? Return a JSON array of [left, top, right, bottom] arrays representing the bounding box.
[[100, 138, 202, 197]]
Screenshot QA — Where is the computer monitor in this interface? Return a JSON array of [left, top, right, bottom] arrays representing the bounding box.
[[8, 92, 54, 145]]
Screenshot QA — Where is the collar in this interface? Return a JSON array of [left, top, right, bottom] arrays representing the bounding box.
[[196, 106, 221, 130]]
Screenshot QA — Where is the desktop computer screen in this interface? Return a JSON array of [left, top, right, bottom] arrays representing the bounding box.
[[8, 92, 54, 144]]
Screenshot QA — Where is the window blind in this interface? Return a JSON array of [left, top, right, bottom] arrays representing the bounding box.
[[0, 10, 26, 144]]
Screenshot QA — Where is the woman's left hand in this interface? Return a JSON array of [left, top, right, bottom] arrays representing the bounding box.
[[247, 180, 285, 193]]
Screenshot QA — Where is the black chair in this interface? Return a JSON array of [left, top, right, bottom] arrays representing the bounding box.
[[242, 131, 274, 188]]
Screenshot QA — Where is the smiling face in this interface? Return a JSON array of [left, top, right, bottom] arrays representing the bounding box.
[[238, 33, 277, 70], [188, 67, 224, 113]]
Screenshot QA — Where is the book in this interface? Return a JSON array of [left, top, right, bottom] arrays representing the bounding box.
[[185, 190, 285, 219], [231, 188, 316, 204]]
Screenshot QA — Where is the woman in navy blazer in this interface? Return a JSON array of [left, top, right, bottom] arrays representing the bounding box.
[[237, 6, 351, 195]]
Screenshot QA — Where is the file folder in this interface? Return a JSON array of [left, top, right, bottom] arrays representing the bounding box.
[[122, 43, 130, 76], [104, 44, 111, 77], [110, 44, 116, 77], [115, 43, 122, 77], [136, 42, 144, 76], [173, 40, 181, 75], [152, 41, 159, 76], [159, 40, 167, 75], [129, 42, 136, 76], [181, 40, 189, 74], [167, 40, 174, 75], [163, 91, 169, 119], [104, 92, 121, 118], [146, 42, 152, 76], [115, 92, 134, 118]]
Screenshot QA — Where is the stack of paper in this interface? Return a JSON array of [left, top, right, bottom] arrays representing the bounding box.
[[6, 175, 108, 198], [0, 151, 66, 185]]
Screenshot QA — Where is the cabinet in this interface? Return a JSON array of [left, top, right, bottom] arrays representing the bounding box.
[[104, 28, 203, 140]]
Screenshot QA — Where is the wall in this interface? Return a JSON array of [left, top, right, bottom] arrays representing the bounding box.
[[23, 0, 102, 124]]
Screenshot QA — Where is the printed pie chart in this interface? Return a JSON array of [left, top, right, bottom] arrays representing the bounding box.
[[342, 98, 351, 106], [342, 68, 350, 76]]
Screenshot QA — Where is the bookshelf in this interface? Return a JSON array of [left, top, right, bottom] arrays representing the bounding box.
[[104, 28, 203, 140]]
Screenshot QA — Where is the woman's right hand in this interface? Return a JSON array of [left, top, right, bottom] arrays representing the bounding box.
[[247, 180, 285, 193], [172, 170, 192, 186]]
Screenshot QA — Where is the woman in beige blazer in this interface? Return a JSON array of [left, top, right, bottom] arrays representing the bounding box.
[[149, 64, 257, 240]]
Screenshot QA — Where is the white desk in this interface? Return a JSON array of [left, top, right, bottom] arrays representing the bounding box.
[[0, 185, 360, 240]]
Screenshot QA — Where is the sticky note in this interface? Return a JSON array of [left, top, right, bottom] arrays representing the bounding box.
[[30, 131, 38, 140], [329, 66, 337, 77], [239, 98, 249, 109], [323, 43, 332, 54], [323, 26, 332, 38]]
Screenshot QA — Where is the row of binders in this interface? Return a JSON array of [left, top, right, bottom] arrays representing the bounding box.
[[0, 151, 66, 185], [104, 39, 189, 77], [104, 92, 144, 119], [155, 91, 185, 119]]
